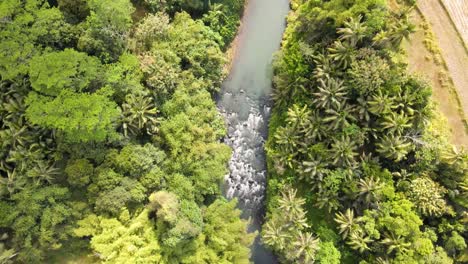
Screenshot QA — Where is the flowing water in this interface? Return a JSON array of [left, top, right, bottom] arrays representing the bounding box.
[[217, 0, 289, 262]]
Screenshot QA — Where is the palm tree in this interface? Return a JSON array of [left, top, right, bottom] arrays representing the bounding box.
[[372, 30, 391, 48], [376, 134, 412, 161], [286, 104, 311, 129], [1, 93, 26, 124], [27, 161, 60, 185], [328, 40, 356, 69], [0, 169, 24, 195], [278, 188, 306, 218], [381, 111, 412, 135], [323, 103, 357, 131], [274, 125, 301, 155], [368, 91, 395, 115], [381, 232, 411, 254], [312, 52, 334, 80], [304, 110, 328, 142], [356, 96, 371, 123], [312, 77, 347, 109], [388, 19, 416, 47], [122, 93, 158, 136], [331, 136, 358, 167], [0, 124, 31, 149], [262, 221, 290, 251], [292, 231, 320, 263], [334, 208, 359, 239], [337, 15, 368, 47], [298, 156, 327, 183], [442, 146, 467, 165], [347, 229, 373, 253], [6, 144, 44, 172], [357, 176, 383, 206]]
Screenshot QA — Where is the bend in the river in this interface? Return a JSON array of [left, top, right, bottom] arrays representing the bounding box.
[[217, 0, 289, 263]]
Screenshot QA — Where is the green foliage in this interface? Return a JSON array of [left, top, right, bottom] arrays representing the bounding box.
[[263, 187, 321, 263], [75, 210, 162, 263], [0, 0, 249, 261], [78, 0, 135, 62], [29, 49, 101, 96], [25, 90, 121, 142], [65, 159, 93, 187], [263, 0, 464, 262]]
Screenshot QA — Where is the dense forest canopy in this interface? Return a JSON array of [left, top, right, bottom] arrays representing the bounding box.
[[0, 0, 254, 263], [262, 0, 467, 263]]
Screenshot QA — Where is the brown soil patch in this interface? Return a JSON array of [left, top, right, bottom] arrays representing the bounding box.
[[404, 10, 468, 147]]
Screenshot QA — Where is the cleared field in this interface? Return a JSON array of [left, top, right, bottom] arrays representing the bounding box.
[[405, 10, 468, 146], [440, 0, 468, 48]]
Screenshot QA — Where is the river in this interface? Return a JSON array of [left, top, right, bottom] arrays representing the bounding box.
[[217, 0, 289, 263]]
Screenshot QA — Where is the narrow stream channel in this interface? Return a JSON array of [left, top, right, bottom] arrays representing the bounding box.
[[217, 0, 289, 262]]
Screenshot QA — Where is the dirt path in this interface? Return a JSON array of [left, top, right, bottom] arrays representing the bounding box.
[[418, 0, 468, 120], [405, 10, 468, 147]]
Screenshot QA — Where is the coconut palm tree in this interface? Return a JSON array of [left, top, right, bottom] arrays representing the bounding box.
[[381, 232, 411, 254], [356, 96, 371, 123], [381, 111, 412, 135], [312, 77, 347, 109], [388, 19, 415, 47], [334, 208, 360, 239], [376, 134, 412, 161], [122, 93, 158, 136], [0, 169, 25, 195], [292, 231, 320, 263], [323, 103, 357, 131], [328, 40, 356, 69], [337, 15, 368, 47], [298, 156, 327, 183], [0, 124, 32, 149], [274, 125, 301, 155], [368, 91, 395, 115], [372, 30, 392, 48], [312, 52, 334, 80], [286, 104, 311, 129], [331, 136, 358, 167], [347, 229, 373, 253], [357, 176, 383, 206], [27, 161, 60, 185], [278, 188, 306, 218], [262, 221, 290, 251], [304, 110, 328, 142]]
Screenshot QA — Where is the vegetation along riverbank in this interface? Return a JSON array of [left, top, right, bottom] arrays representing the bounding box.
[[0, 0, 255, 263], [261, 0, 468, 263]]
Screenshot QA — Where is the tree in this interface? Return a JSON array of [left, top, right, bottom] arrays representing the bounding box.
[[376, 134, 412, 161], [186, 199, 255, 264], [407, 176, 449, 217], [74, 210, 162, 263], [133, 13, 170, 52], [5, 186, 72, 262], [337, 15, 367, 47], [78, 0, 135, 62], [334, 209, 359, 239], [27, 161, 60, 185], [121, 93, 158, 137], [65, 159, 93, 187], [25, 90, 121, 142], [312, 77, 347, 109], [328, 40, 356, 69], [28, 49, 101, 96], [331, 136, 358, 167]]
